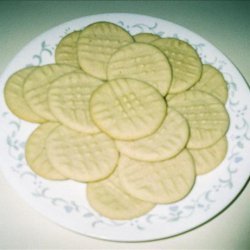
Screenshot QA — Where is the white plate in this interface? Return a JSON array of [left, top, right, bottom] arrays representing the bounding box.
[[0, 13, 249, 242]]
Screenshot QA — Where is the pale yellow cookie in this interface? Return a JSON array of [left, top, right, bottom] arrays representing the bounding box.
[[168, 90, 229, 149], [152, 38, 202, 94], [134, 33, 160, 43], [55, 31, 81, 68], [4, 67, 46, 123], [87, 170, 155, 220], [25, 122, 66, 180], [90, 78, 167, 140], [192, 64, 228, 103], [165, 93, 176, 102], [189, 136, 228, 175], [46, 125, 119, 182], [116, 108, 189, 161], [24, 64, 77, 121], [48, 71, 103, 133], [118, 150, 196, 204], [107, 42, 172, 96], [77, 21, 134, 80]]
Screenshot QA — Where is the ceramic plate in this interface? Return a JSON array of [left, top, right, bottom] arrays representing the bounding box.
[[0, 13, 249, 242]]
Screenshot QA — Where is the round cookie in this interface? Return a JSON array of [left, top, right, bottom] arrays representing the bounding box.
[[25, 122, 66, 180], [168, 90, 229, 149], [87, 170, 155, 220], [77, 21, 134, 80], [90, 78, 167, 140], [116, 108, 189, 161], [152, 38, 202, 94], [55, 31, 81, 68], [189, 136, 228, 175], [134, 33, 160, 43], [24, 64, 77, 121], [48, 71, 103, 133], [46, 125, 119, 182], [107, 42, 172, 96], [4, 67, 45, 123], [192, 64, 228, 103], [118, 150, 196, 204]]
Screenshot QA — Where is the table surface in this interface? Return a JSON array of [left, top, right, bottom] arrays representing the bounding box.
[[0, 1, 250, 249]]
